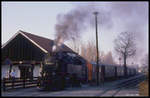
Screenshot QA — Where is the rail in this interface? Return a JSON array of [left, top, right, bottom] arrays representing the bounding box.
[[116, 74, 145, 85], [99, 74, 146, 96]]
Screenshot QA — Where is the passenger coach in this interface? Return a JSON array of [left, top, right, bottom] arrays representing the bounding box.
[[87, 62, 137, 83]]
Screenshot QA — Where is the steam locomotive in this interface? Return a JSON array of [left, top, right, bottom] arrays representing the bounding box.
[[37, 51, 87, 90], [37, 50, 137, 90]]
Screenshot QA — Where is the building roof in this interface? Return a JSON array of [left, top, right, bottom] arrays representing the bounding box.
[[2, 30, 75, 54]]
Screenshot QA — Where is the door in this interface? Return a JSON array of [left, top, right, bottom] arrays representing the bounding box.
[[19, 66, 32, 79]]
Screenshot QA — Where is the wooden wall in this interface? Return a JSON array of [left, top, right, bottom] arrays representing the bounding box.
[[2, 34, 45, 63]]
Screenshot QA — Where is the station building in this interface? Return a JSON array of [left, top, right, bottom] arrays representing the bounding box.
[[1, 30, 86, 79]]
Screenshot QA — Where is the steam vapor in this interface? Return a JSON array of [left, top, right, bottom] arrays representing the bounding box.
[[54, 2, 148, 65]]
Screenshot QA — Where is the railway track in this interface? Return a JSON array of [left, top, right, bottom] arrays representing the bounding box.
[[99, 74, 146, 96]]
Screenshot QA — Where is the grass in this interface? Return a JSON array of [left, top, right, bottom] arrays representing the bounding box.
[[139, 79, 149, 96]]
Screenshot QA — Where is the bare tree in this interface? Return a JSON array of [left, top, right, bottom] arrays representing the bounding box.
[[114, 32, 136, 76], [142, 54, 148, 66], [80, 40, 107, 63], [80, 40, 97, 62], [99, 51, 105, 63], [103, 51, 116, 65], [80, 43, 87, 59], [141, 53, 148, 73]]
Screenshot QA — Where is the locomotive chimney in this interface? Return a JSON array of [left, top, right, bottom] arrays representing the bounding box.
[[52, 37, 64, 52]]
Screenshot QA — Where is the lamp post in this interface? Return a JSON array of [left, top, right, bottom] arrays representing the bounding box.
[[93, 11, 99, 86], [119, 57, 121, 66]]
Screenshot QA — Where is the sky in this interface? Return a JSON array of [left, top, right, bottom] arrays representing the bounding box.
[[2, 2, 148, 66]]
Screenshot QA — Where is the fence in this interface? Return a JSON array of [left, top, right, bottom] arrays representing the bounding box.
[[2, 77, 38, 91]]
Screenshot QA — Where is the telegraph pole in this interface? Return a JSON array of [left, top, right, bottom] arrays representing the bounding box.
[[93, 12, 99, 86]]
